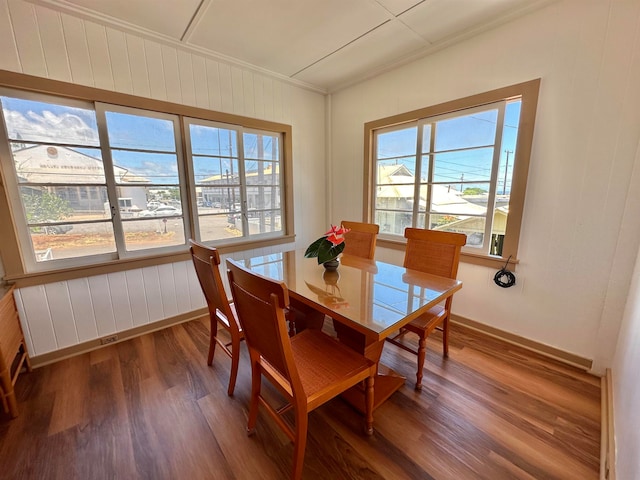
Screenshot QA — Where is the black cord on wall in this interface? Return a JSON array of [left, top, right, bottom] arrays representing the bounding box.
[[494, 255, 516, 288]]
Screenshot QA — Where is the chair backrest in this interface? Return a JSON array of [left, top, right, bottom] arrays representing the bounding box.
[[341, 220, 380, 260], [226, 259, 298, 384], [189, 239, 236, 324], [403, 228, 467, 279]]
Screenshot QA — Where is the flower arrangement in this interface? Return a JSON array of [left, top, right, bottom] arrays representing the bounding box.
[[304, 224, 350, 264]]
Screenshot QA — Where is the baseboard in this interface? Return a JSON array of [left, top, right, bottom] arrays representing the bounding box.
[[29, 307, 209, 368], [601, 368, 615, 480], [451, 314, 593, 370]]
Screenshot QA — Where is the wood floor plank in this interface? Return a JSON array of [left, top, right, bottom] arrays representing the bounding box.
[[0, 320, 600, 479]]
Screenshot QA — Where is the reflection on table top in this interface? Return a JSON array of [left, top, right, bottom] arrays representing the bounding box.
[[237, 249, 462, 340]]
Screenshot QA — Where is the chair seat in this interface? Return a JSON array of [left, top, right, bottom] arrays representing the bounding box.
[[291, 330, 375, 410], [403, 305, 446, 335]]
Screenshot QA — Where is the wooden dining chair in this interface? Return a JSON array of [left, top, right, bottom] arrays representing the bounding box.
[[386, 228, 466, 390], [341, 220, 379, 260], [189, 239, 243, 396], [226, 259, 376, 480]]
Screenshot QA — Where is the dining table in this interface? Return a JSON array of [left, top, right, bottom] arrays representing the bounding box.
[[239, 249, 463, 412]]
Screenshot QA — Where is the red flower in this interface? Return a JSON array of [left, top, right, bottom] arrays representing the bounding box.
[[325, 224, 349, 246]]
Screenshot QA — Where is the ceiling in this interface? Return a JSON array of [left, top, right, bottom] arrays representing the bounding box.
[[31, 0, 554, 93]]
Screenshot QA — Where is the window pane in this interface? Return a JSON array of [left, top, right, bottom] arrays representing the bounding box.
[[376, 159, 416, 185], [246, 186, 280, 209], [122, 218, 185, 251], [111, 150, 179, 185], [105, 111, 176, 152], [377, 127, 417, 159], [199, 213, 244, 241], [192, 156, 240, 184], [434, 109, 497, 151], [432, 147, 494, 184], [247, 211, 281, 234], [375, 210, 412, 235], [432, 215, 486, 249], [245, 160, 279, 186], [20, 186, 110, 223], [30, 221, 116, 261], [14, 145, 106, 184], [244, 132, 279, 160], [1, 96, 99, 146], [189, 124, 237, 157]]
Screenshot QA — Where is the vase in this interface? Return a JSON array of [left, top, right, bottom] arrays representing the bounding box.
[[323, 258, 339, 271]]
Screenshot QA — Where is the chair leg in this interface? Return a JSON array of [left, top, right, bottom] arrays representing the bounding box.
[[247, 363, 262, 435], [364, 375, 374, 435], [291, 410, 308, 480], [207, 319, 218, 366], [443, 317, 449, 357], [415, 335, 427, 391], [227, 336, 241, 396]]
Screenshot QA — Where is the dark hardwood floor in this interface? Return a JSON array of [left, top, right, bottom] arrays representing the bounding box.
[[0, 319, 600, 479]]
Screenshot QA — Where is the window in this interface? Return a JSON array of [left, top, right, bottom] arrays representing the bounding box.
[[365, 80, 540, 266], [0, 75, 292, 279], [185, 119, 283, 243]]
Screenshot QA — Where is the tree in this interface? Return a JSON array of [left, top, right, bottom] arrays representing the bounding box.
[[23, 190, 73, 223], [462, 187, 487, 195]]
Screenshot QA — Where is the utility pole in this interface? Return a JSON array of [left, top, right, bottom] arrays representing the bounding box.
[[503, 150, 513, 195]]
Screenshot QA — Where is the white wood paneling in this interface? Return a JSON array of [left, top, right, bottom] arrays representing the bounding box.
[[106, 28, 133, 94], [173, 261, 191, 313], [144, 39, 167, 101], [142, 265, 163, 323], [218, 63, 233, 112], [125, 33, 150, 98], [60, 12, 93, 86], [88, 274, 116, 336], [0, 0, 20, 72], [66, 277, 98, 342], [44, 282, 77, 348], [191, 54, 209, 109], [177, 50, 196, 107], [158, 263, 178, 319], [161, 45, 181, 104], [84, 21, 114, 91], [205, 58, 222, 111], [35, 7, 71, 82], [8, 0, 46, 77], [125, 268, 150, 327], [19, 285, 57, 354], [107, 271, 134, 332]]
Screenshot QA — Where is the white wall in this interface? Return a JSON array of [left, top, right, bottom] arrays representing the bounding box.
[[0, 0, 327, 356], [328, 0, 640, 373], [612, 211, 640, 480]]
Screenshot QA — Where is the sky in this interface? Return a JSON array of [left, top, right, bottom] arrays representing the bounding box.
[[376, 100, 521, 194], [1, 95, 278, 186]]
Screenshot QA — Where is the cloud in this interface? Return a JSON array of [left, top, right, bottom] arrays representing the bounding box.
[[3, 108, 99, 145]]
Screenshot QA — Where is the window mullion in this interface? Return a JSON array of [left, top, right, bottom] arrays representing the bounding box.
[[426, 121, 436, 229], [414, 124, 424, 228], [237, 128, 248, 234], [94, 104, 126, 256], [483, 102, 506, 254]]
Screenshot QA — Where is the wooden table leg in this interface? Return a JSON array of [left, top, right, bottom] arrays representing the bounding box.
[[333, 322, 406, 412]]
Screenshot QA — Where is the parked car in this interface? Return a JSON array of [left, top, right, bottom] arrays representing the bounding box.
[[139, 205, 182, 217], [43, 224, 73, 235]]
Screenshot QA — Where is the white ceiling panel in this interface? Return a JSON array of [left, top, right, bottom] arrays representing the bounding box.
[[31, 0, 556, 92], [400, 0, 537, 43], [58, 0, 202, 39], [187, 0, 392, 76], [293, 19, 427, 90], [375, 0, 424, 16]]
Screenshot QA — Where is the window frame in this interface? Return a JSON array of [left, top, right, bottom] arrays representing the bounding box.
[[0, 70, 295, 287], [363, 79, 540, 269]]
